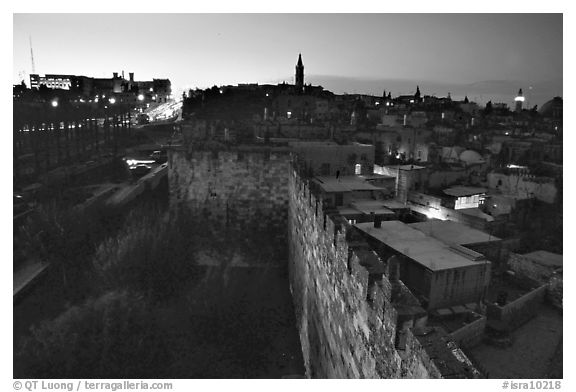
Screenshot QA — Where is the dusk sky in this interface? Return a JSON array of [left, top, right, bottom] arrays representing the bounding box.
[[13, 13, 562, 107]]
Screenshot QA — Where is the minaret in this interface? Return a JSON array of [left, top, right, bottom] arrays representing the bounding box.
[[415, 85, 421, 101], [515, 88, 525, 112], [295, 53, 304, 94]]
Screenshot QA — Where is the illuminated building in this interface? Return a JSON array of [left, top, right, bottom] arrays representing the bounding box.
[[29, 71, 171, 102], [514, 88, 525, 112], [442, 186, 487, 210], [29, 74, 73, 90]]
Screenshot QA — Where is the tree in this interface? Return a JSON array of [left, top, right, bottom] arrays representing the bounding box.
[[20, 203, 107, 295], [15, 290, 166, 378], [93, 208, 202, 301]]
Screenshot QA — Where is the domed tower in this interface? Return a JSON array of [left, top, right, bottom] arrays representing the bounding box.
[[539, 96, 563, 119], [295, 53, 304, 94]]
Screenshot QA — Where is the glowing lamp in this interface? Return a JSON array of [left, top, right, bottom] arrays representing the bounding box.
[[138, 94, 144, 101], [51, 100, 58, 107], [109, 97, 116, 104]]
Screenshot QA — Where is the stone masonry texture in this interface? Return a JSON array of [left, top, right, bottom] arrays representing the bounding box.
[[288, 167, 441, 378]]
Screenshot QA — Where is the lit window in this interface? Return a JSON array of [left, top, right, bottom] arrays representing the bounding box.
[[287, 111, 292, 119], [355, 164, 362, 175]]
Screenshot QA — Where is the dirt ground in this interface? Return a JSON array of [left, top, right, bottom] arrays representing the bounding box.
[[467, 303, 563, 379]]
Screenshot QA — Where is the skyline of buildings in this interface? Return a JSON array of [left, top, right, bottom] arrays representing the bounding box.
[[13, 13, 562, 108]]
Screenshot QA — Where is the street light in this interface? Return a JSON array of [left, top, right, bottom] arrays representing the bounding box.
[[109, 97, 116, 104], [51, 100, 58, 107], [138, 94, 144, 101]]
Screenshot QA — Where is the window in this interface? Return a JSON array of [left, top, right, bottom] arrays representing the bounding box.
[[355, 164, 362, 175]]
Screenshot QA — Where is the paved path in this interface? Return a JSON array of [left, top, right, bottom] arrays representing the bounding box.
[[468, 304, 562, 378]]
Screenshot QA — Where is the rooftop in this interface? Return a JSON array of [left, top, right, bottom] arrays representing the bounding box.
[[355, 221, 487, 271], [521, 251, 563, 268], [443, 186, 487, 197], [397, 164, 426, 171], [409, 220, 501, 246], [458, 208, 495, 222], [380, 199, 409, 210], [350, 200, 395, 215], [357, 173, 395, 181], [313, 175, 383, 193]]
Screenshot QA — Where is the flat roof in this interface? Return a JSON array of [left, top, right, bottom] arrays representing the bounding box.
[[351, 200, 395, 215], [337, 206, 362, 216], [380, 164, 426, 171], [443, 186, 487, 197], [522, 251, 563, 267], [380, 199, 409, 210], [409, 220, 501, 245], [313, 176, 383, 193], [397, 164, 426, 171], [358, 174, 395, 181], [458, 208, 495, 222], [355, 221, 484, 271]]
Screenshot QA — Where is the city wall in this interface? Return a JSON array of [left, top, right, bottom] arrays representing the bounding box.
[[288, 167, 441, 378], [168, 147, 290, 236]]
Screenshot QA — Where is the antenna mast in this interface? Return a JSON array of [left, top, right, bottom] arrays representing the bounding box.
[[29, 35, 36, 74]]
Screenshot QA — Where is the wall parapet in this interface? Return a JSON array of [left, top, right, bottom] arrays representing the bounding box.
[[486, 284, 547, 331], [288, 163, 478, 378]]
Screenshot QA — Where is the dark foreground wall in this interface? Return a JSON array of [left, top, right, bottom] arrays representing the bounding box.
[[288, 167, 441, 378], [166, 147, 305, 377], [168, 147, 290, 237]]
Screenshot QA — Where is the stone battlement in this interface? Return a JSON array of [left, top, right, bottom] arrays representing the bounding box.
[[288, 163, 480, 378]]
